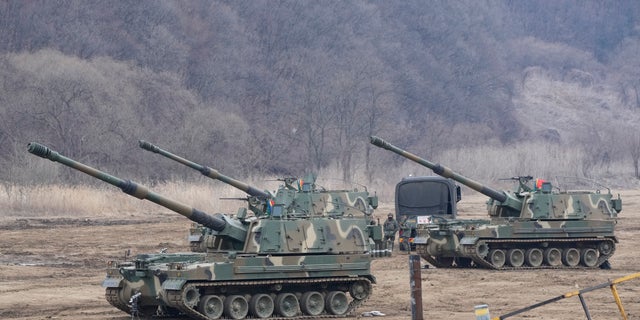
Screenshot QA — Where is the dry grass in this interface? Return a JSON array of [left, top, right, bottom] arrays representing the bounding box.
[[0, 182, 257, 218], [3, 148, 638, 218]]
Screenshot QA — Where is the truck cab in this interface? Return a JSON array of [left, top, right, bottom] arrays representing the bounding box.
[[395, 176, 460, 251]]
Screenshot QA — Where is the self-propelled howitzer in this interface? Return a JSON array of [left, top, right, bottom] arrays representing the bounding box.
[[28, 142, 375, 319], [370, 136, 622, 270]]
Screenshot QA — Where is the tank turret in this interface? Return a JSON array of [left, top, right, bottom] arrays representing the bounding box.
[[28, 142, 375, 318], [370, 136, 621, 270], [139, 140, 380, 218]]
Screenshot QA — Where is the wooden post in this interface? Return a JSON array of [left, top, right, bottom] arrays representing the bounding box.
[[410, 254, 423, 320]]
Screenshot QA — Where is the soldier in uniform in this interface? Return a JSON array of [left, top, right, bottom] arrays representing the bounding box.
[[383, 213, 399, 251]]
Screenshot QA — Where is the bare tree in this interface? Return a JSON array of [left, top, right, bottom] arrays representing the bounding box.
[[628, 132, 640, 179]]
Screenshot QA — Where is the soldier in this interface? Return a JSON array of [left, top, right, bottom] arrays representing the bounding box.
[[398, 217, 413, 251], [383, 213, 399, 251]]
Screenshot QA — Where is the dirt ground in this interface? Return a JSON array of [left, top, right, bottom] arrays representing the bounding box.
[[1, 191, 639, 320]]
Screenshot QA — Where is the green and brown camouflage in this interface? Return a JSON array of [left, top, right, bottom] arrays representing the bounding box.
[[370, 136, 622, 270], [28, 142, 376, 319], [139, 140, 378, 219], [139, 140, 383, 253]]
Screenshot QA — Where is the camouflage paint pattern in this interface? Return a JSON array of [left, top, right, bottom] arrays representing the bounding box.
[[28, 142, 377, 318], [370, 136, 621, 270], [138, 141, 382, 253], [105, 251, 372, 304]]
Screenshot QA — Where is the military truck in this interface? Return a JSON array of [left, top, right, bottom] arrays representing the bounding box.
[[28, 142, 377, 319], [394, 176, 460, 251]]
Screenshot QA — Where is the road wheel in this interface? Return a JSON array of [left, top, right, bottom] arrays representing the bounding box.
[[581, 248, 599, 267], [198, 295, 224, 319], [525, 248, 543, 267], [224, 295, 248, 319], [488, 249, 505, 268], [544, 248, 562, 267], [275, 293, 299, 317], [300, 291, 324, 316], [507, 248, 524, 267], [325, 291, 349, 315], [249, 293, 274, 318], [562, 248, 580, 267]]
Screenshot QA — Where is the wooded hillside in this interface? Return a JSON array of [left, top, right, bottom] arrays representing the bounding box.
[[2, 0, 640, 188]]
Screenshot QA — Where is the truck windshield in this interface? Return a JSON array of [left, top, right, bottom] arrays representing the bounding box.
[[396, 180, 454, 216]]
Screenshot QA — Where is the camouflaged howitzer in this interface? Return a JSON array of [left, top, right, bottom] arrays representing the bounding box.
[[28, 142, 375, 319], [370, 136, 622, 270], [139, 140, 384, 254]]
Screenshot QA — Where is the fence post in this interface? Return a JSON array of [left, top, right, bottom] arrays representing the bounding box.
[[410, 254, 423, 320]]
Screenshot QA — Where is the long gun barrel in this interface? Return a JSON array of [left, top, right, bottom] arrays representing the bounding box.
[[370, 136, 508, 203], [139, 140, 270, 199], [27, 142, 245, 242]]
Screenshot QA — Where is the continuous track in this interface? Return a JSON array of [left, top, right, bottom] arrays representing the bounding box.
[[107, 277, 372, 320], [417, 238, 616, 270]]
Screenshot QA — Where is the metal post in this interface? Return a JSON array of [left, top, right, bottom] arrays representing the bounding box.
[[496, 272, 640, 320], [410, 254, 423, 320], [610, 284, 627, 320], [578, 293, 592, 320]]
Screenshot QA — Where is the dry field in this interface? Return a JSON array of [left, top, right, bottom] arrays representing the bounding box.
[[1, 190, 639, 320]]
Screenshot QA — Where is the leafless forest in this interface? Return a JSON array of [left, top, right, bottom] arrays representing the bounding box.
[[2, 1, 640, 191], [2, 3, 640, 319]]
